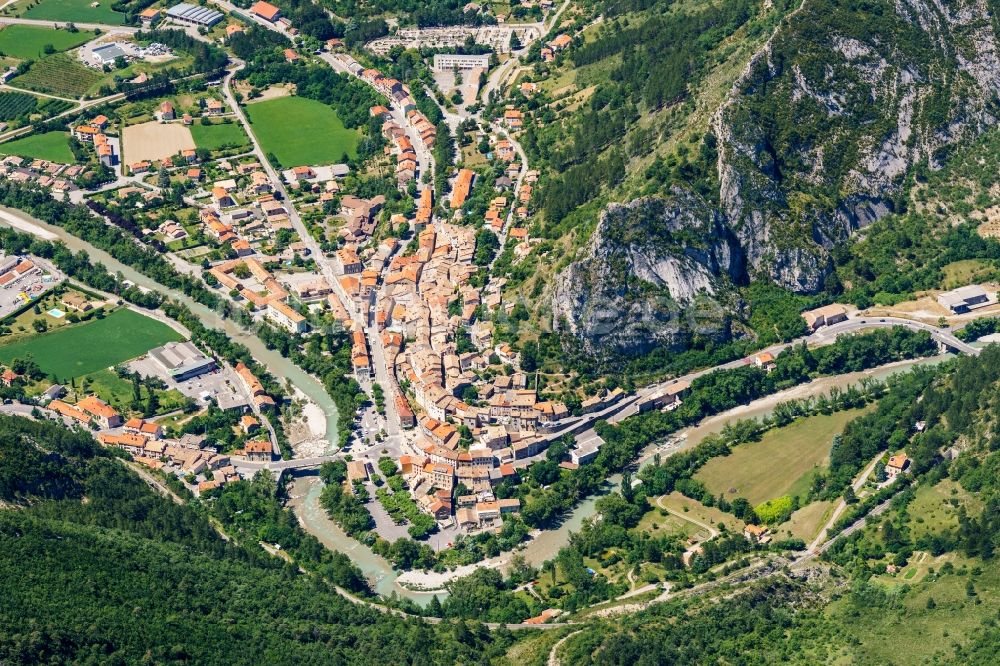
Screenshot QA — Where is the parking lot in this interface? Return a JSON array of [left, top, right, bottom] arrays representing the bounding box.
[[0, 256, 62, 319], [129, 356, 251, 411]]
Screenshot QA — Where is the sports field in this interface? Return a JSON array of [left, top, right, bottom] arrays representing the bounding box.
[[190, 121, 250, 151], [0, 308, 182, 380], [22, 0, 125, 25], [0, 25, 95, 60], [694, 406, 873, 506], [245, 96, 359, 166], [0, 131, 74, 162], [123, 120, 195, 164]]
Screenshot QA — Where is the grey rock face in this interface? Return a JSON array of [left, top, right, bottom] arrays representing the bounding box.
[[553, 0, 1000, 357], [552, 193, 742, 358]]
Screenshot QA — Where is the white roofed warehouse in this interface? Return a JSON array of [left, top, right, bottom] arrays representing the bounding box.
[[149, 341, 217, 381], [166, 3, 225, 26]]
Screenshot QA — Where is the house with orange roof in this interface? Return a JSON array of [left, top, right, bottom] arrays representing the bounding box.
[[244, 439, 273, 462], [754, 352, 776, 371], [99, 432, 150, 455], [451, 168, 474, 209], [240, 414, 261, 433], [139, 7, 160, 23], [159, 101, 175, 121], [250, 0, 281, 21], [49, 400, 90, 424], [549, 34, 572, 50], [73, 124, 100, 142], [886, 453, 911, 480], [212, 186, 236, 208], [77, 395, 122, 428]]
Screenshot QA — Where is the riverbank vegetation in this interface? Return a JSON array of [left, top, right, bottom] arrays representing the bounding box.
[[549, 344, 1000, 664]]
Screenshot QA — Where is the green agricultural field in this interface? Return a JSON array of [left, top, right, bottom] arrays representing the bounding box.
[[0, 308, 182, 380], [0, 92, 39, 121], [14, 53, 104, 98], [695, 406, 873, 506], [190, 121, 250, 152], [0, 131, 73, 162], [0, 25, 95, 60], [245, 96, 359, 166], [22, 0, 125, 25]]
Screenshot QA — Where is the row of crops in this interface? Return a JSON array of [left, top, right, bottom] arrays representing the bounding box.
[[0, 92, 75, 123], [0, 92, 38, 121], [13, 54, 103, 98]]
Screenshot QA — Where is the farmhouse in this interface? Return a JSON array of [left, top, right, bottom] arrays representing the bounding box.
[[802, 303, 848, 330], [743, 524, 771, 543], [886, 453, 911, 480], [159, 101, 175, 121], [754, 352, 776, 371], [77, 395, 122, 429]]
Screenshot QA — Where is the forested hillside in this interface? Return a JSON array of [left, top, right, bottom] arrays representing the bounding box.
[[0, 416, 512, 664], [501, 0, 1000, 374], [540, 346, 1000, 664]]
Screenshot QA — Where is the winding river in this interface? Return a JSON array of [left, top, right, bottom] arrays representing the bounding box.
[[0, 205, 958, 603], [290, 352, 953, 601], [0, 206, 341, 450]]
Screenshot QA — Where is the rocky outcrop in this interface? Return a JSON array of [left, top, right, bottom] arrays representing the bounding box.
[[552, 193, 743, 358], [716, 0, 1000, 290], [554, 0, 1000, 356]]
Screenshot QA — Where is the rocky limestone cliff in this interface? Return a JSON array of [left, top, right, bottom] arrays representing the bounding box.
[[715, 0, 1000, 291], [552, 193, 743, 357], [554, 0, 1000, 356]]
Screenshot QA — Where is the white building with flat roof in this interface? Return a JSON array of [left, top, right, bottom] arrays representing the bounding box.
[[433, 53, 491, 71], [937, 285, 992, 314]]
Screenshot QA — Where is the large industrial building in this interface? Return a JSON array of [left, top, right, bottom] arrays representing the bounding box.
[[166, 3, 224, 27], [149, 341, 217, 381]]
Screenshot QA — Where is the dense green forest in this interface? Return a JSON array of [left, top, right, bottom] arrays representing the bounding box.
[[0, 415, 517, 664]]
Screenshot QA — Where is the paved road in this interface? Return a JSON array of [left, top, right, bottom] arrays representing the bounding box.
[[538, 314, 980, 455], [234, 454, 340, 471], [0, 17, 139, 32], [807, 450, 884, 551], [817, 316, 979, 355]]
